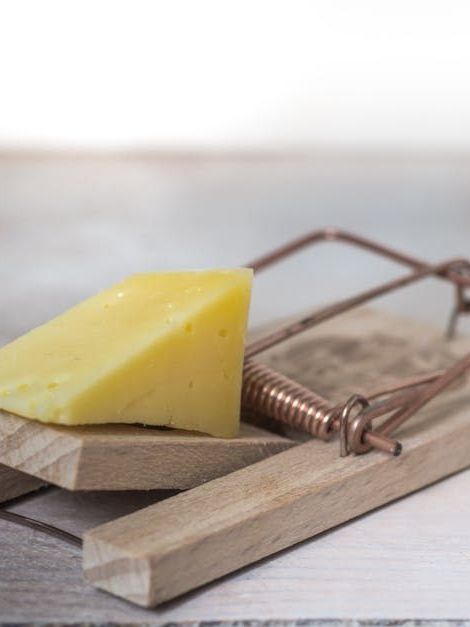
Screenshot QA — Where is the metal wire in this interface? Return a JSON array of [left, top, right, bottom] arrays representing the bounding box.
[[0, 508, 82, 548], [243, 229, 470, 456]]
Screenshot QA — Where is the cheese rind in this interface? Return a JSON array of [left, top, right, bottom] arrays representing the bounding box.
[[0, 269, 253, 437]]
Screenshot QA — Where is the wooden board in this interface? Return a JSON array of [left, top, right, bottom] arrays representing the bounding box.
[[5, 471, 470, 622], [84, 381, 470, 606], [0, 415, 294, 490], [0, 464, 44, 503], [83, 308, 470, 606]]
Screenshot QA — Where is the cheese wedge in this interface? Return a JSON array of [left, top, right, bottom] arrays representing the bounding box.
[[0, 269, 252, 437]]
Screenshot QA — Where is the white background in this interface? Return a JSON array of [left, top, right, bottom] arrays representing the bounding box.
[[1, 0, 470, 150]]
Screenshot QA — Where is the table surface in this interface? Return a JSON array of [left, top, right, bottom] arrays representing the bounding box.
[[1, 152, 470, 624]]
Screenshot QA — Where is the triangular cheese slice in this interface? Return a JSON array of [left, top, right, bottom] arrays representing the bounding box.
[[0, 269, 253, 437]]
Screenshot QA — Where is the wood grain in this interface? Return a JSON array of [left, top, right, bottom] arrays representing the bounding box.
[[83, 308, 470, 607], [0, 464, 44, 503], [0, 415, 294, 490], [3, 471, 470, 622], [84, 384, 470, 606]]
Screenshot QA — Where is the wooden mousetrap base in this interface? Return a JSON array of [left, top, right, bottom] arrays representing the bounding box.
[[84, 307, 470, 606], [0, 464, 44, 503], [2, 307, 470, 608], [0, 416, 293, 491]]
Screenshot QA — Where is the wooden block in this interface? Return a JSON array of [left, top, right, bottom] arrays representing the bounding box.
[[0, 464, 44, 503], [83, 382, 470, 606], [83, 307, 470, 607], [0, 414, 294, 490]]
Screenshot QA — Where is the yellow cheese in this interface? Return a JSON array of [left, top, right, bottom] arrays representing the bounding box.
[[0, 269, 252, 437]]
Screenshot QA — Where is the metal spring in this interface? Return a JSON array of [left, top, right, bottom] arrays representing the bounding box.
[[242, 359, 337, 441]]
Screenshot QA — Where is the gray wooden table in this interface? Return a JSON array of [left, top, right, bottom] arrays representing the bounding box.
[[1, 152, 470, 623]]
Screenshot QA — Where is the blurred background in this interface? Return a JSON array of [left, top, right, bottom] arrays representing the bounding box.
[[1, 0, 470, 342]]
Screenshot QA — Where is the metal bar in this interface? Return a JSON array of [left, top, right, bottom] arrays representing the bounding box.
[[365, 370, 444, 400], [243, 229, 470, 455], [379, 352, 470, 438], [247, 227, 470, 287], [0, 508, 82, 548], [246, 259, 461, 358]]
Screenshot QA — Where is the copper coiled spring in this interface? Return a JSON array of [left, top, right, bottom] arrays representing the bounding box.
[[242, 359, 405, 456], [242, 359, 336, 441]]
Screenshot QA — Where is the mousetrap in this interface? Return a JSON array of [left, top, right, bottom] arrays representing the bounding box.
[[2, 229, 470, 608]]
